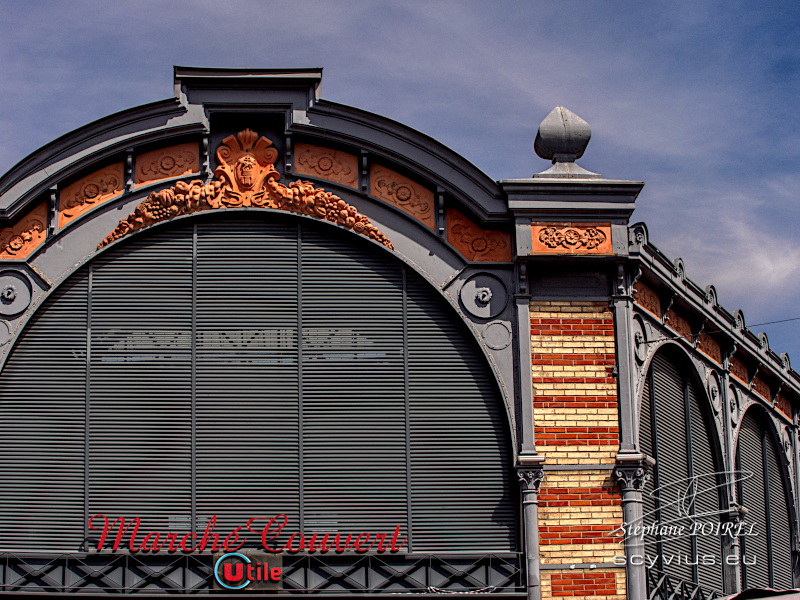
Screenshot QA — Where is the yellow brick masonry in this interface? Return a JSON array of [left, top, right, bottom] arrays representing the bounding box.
[[531, 301, 625, 598]]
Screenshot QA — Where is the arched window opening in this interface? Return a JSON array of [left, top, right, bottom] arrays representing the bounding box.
[[0, 216, 516, 554], [639, 348, 725, 593], [737, 409, 794, 590]]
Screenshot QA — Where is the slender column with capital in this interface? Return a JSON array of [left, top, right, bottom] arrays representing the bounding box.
[[518, 465, 545, 600], [615, 464, 650, 600]]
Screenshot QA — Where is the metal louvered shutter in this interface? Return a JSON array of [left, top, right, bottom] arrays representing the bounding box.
[[194, 221, 300, 541], [765, 431, 794, 589], [0, 272, 88, 551], [88, 226, 194, 534], [738, 412, 769, 589], [407, 275, 515, 552], [0, 214, 515, 553], [651, 352, 693, 582], [687, 378, 723, 593], [300, 227, 409, 541]]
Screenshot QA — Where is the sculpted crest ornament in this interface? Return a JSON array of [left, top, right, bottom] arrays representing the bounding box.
[[99, 130, 393, 249]]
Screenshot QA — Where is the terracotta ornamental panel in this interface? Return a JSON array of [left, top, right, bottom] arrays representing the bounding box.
[[665, 308, 692, 341], [697, 332, 722, 364], [530, 222, 613, 255], [730, 355, 749, 384], [446, 208, 511, 262], [0, 202, 48, 260], [135, 142, 200, 188], [633, 281, 661, 318], [752, 375, 771, 402], [100, 130, 392, 250], [59, 163, 124, 228], [776, 393, 793, 420], [294, 144, 358, 189], [370, 165, 435, 230]]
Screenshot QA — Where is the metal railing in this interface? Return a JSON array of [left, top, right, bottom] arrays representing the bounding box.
[[0, 552, 522, 594], [647, 568, 724, 600]]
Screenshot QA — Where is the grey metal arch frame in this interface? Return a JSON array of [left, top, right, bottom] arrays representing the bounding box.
[[0, 69, 523, 461], [734, 405, 797, 589]]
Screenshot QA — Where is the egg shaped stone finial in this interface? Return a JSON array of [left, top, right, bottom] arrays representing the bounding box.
[[534, 106, 591, 161]]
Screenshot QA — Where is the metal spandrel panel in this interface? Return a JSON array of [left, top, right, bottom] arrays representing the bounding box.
[[766, 433, 793, 589], [406, 276, 515, 552], [0, 273, 88, 551], [89, 227, 193, 534], [738, 413, 769, 589], [300, 228, 409, 540], [195, 220, 300, 543], [651, 353, 692, 582], [687, 380, 724, 592]]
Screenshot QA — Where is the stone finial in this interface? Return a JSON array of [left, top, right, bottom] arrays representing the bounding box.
[[533, 106, 600, 179]]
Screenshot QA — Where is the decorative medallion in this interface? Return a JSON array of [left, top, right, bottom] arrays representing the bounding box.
[[633, 281, 661, 318], [729, 385, 740, 424], [59, 164, 124, 228], [295, 144, 358, 189], [752, 375, 771, 401], [707, 371, 721, 415], [632, 316, 647, 363], [99, 130, 392, 250], [482, 321, 512, 350], [459, 273, 509, 319], [729, 355, 748, 384], [446, 208, 511, 262], [665, 308, 692, 341], [370, 166, 434, 229], [530, 222, 612, 254], [697, 332, 722, 364], [0, 203, 48, 260], [135, 142, 199, 187], [0, 270, 32, 316]]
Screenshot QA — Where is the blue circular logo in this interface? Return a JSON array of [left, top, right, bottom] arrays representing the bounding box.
[[214, 552, 251, 590]]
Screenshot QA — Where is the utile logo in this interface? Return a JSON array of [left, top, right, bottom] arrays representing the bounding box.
[[214, 551, 283, 591]]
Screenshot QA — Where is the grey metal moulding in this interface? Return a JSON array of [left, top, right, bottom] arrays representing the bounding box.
[[0, 214, 515, 554]]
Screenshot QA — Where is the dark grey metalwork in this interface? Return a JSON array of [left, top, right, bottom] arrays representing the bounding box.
[[516, 465, 544, 600], [615, 464, 651, 600], [646, 568, 723, 600], [0, 552, 522, 594]]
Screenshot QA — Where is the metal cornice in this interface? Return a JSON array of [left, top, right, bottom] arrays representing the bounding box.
[[303, 100, 507, 221], [633, 241, 800, 394], [0, 98, 185, 202]]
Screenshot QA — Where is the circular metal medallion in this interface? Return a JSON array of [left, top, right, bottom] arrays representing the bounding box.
[[483, 321, 512, 350], [459, 273, 508, 319], [0, 271, 32, 317]]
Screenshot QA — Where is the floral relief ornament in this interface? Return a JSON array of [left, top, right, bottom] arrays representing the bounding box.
[[539, 226, 607, 250], [99, 130, 393, 249]]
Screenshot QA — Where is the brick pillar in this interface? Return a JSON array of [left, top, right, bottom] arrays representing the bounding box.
[[530, 300, 627, 600]]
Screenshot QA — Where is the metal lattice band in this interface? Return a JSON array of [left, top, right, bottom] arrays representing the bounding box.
[[0, 553, 521, 594], [646, 568, 722, 600]]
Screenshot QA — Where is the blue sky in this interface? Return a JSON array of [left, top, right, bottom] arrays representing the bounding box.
[[1, 0, 799, 360]]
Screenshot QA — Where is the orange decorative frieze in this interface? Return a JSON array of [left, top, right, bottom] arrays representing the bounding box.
[[752, 376, 771, 401], [135, 142, 199, 187], [531, 222, 613, 255], [99, 130, 392, 250], [730, 355, 748, 384], [0, 202, 48, 260], [59, 163, 124, 228], [665, 309, 692, 341], [295, 144, 357, 189], [447, 208, 511, 262], [776, 393, 792, 419], [370, 166, 434, 230], [697, 332, 722, 364], [633, 281, 661, 318]]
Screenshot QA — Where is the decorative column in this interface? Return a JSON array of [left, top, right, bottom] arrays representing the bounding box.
[[614, 463, 650, 600], [518, 463, 545, 600]]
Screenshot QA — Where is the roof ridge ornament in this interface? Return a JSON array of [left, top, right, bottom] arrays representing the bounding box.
[[533, 106, 601, 179], [98, 130, 393, 250]]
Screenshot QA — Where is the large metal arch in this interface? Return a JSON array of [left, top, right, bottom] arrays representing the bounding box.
[[1, 206, 519, 456]]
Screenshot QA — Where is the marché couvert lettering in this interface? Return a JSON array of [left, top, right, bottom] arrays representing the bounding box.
[[88, 514, 407, 553]]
